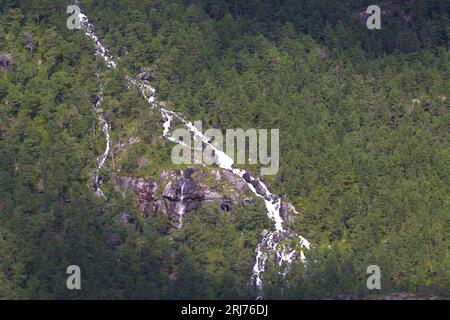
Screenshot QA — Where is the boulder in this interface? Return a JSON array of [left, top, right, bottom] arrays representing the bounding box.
[[138, 66, 157, 81], [280, 201, 299, 223], [0, 54, 13, 70], [24, 32, 35, 53], [119, 46, 129, 57]]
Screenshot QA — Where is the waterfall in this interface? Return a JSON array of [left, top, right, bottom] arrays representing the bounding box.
[[77, 7, 116, 200], [77, 4, 117, 69], [153, 112, 311, 288], [93, 112, 110, 200], [77, 3, 311, 290], [91, 82, 110, 200], [162, 108, 174, 137], [137, 83, 311, 288], [178, 181, 186, 228]]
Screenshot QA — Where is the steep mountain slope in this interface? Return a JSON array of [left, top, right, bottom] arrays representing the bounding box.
[[0, 0, 449, 299]]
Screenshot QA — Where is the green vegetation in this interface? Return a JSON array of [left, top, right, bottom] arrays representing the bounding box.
[[0, 0, 449, 299]]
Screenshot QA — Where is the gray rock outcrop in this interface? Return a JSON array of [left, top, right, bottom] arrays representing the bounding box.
[[0, 54, 13, 70], [113, 168, 253, 226]]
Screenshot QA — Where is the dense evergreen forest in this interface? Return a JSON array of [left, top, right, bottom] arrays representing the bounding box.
[[0, 0, 449, 299]]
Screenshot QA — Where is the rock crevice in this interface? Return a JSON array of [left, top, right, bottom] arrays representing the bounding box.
[[113, 168, 261, 226]]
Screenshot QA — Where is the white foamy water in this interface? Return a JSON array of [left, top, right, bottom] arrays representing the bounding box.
[[78, 3, 310, 289], [90, 84, 110, 200], [94, 112, 110, 200], [77, 4, 117, 200], [145, 100, 311, 288], [178, 181, 186, 228], [78, 11, 117, 69], [129, 63, 311, 291], [161, 109, 174, 137]]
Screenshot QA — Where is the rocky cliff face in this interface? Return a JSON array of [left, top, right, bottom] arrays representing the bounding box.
[[113, 167, 269, 228], [114, 175, 159, 217]]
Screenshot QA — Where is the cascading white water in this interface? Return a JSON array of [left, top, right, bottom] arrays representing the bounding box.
[[136, 79, 311, 288], [77, 4, 311, 290], [90, 84, 110, 200], [77, 7, 116, 200], [161, 109, 174, 137], [178, 181, 186, 228], [93, 115, 110, 200], [77, 6, 117, 69]]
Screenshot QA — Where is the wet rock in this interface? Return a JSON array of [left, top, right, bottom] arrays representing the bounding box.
[[37, 178, 45, 193], [134, 179, 159, 217], [183, 167, 195, 178], [24, 32, 35, 54], [222, 170, 247, 192], [251, 229, 309, 286], [0, 53, 13, 70], [114, 175, 158, 217], [138, 66, 157, 81], [203, 190, 222, 201], [220, 198, 233, 211], [159, 101, 167, 108], [242, 173, 269, 200], [163, 172, 204, 221], [280, 202, 299, 223], [90, 95, 101, 105], [114, 168, 245, 227], [114, 137, 141, 161], [119, 212, 131, 225], [119, 46, 129, 56], [163, 176, 202, 202]]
